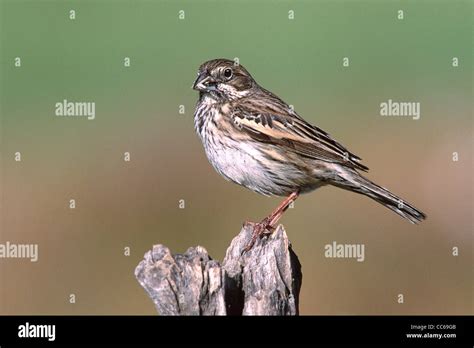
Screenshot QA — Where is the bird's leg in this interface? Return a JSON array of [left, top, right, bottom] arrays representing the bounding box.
[[242, 191, 299, 254]]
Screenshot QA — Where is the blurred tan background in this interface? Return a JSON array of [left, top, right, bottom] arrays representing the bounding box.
[[0, 0, 472, 314]]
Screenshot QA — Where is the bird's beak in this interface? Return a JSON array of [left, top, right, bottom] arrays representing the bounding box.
[[192, 72, 217, 91]]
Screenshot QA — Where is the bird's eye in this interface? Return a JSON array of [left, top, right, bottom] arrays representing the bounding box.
[[223, 68, 233, 79]]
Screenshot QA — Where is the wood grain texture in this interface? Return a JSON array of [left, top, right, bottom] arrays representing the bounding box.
[[135, 224, 302, 315]]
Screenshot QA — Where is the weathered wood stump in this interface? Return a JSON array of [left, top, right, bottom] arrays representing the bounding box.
[[135, 224, 302, 315]]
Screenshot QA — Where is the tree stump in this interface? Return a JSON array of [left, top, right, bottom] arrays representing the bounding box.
[[135, 224, 302, 315]]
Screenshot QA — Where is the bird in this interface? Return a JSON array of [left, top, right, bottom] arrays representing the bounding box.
[[192, 58, 426, 252]]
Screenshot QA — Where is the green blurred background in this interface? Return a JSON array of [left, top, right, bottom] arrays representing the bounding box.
[[0, 0, 472, 315]]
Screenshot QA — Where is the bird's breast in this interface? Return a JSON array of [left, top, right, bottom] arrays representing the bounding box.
[[193, 100, 322, 196]]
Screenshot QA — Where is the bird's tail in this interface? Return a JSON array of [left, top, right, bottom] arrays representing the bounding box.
[[332, 171, 426, 224]]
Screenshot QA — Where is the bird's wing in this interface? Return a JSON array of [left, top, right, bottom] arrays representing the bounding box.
[[231, 97, 369, 171]]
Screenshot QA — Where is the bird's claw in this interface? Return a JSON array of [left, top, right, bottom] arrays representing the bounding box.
[[241, 217, 274, 255]]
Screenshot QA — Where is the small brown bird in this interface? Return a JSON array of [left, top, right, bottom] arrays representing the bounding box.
[[192, 58, 426, 252]]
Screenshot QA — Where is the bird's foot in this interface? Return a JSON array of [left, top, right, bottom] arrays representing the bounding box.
[[241, 217, 275, 255]]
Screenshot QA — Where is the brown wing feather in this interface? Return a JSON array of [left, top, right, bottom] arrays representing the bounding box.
[[231, 93, 369, 172]]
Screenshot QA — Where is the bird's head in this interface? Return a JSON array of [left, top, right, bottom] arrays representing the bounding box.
[[192, 59, 255, 101]]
